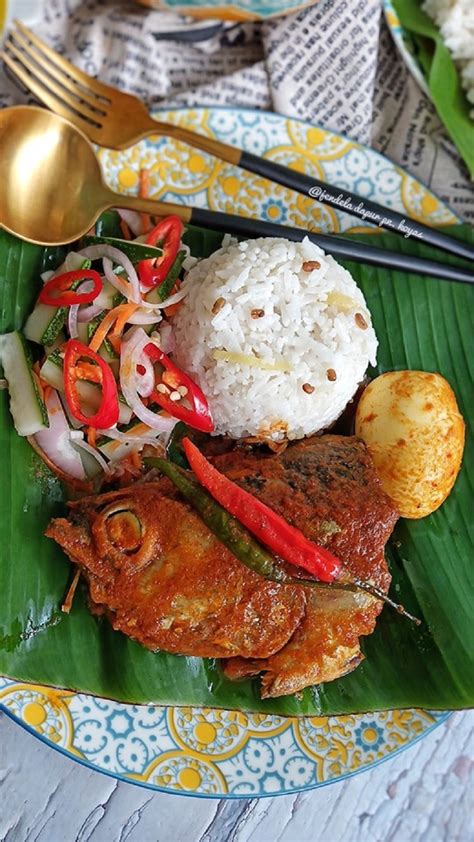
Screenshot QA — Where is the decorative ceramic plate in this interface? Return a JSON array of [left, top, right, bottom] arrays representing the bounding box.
[[135, 0, 319, 23], [1, 107, 457, 798], [383, 0, 430, 97]]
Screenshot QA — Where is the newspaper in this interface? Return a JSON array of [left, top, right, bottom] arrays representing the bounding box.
[[1, 0, 472, 221]]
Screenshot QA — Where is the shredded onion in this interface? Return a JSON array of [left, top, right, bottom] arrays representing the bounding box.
[[78, 303, 103, 322], [70, 432, 112, 476], [155, 322, 174, 354], [67, 280, 95, 338], [68, 305, 80, 338], [97, 423, 165, 462], [77, 245, 141, 304], [127, 311, 162, 326], [138, 285, 188, 313], [117, 208, 144, 237], [34, 390, 86, 480], [120, 328, 176, 432]]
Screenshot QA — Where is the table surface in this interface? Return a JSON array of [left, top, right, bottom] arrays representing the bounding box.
[[1, 710, 472, 841]]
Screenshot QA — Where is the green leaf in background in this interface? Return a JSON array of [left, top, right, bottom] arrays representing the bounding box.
[[0, 224, 473, 716], [392, 0, 474, 179]]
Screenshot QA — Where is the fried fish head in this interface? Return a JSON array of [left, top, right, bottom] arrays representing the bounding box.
[[46, 481, 306, 660]]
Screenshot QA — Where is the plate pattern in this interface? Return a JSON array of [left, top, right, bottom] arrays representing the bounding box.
[[98, 108, 455, 233], [1, 107, 456, 797], [0, 679, 448, 796], [136, 0, 316, 22], [383, 0, 431, 97]]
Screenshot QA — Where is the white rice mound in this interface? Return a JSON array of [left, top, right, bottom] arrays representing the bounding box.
[[422, 0, 474, 118], [172, 237, 377, 442]]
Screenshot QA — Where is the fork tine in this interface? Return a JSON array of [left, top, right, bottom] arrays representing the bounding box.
[[13, 20, 119, 103], [4, 40, 105, 126], [1, 49, 102, 132], [9, 27, 108, 114]]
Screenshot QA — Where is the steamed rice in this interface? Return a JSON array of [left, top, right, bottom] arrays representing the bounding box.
[[422, 0, 474, 118], [172, 237, 377, 442]]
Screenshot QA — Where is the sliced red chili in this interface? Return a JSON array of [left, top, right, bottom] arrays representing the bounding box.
[[144, 344, 214, 433], [64, 339, 119, 429], [182, 437, 342, 583], [138, 215, 183, 289], [39, 269, 103, 307]]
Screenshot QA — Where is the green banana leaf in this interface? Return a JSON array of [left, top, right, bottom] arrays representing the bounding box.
[[392, 0, 474, 179], [0, 222, 473, 716]]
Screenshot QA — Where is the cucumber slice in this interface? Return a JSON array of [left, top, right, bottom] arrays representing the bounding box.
[[82, 236, 163, 265], [0, 331, 48, 436], [76, 322, 89, 345], [40, 352, 132, 425], [24, 256, 93, 346], [94, 280, 119, 311], [144, 250, 186, 303], [24, 302, 67, 346]]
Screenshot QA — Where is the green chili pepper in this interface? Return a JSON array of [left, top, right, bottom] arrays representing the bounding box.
[[145, 456, 421, 623]]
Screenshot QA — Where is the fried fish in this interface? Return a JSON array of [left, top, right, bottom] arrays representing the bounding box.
[[46, 482, 306, 659], [46, 435, 398, 697]]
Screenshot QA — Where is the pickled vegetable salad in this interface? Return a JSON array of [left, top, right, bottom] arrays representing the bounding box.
[[0, 215, 214, 486]]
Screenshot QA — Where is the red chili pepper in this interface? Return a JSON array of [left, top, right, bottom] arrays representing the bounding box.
[[182, 437, 342, 582], [138, 215, 183, 289], [144, 344, 214, 433], [39, 269, 102, 307], [64, 340, 119, 429]]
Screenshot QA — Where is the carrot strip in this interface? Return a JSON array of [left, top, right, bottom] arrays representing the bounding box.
[[130, 451, 142, 470], [139, 169, 152, 234], [164, 281, 182, 317], [89, 303, 139, 353], [87, 426, 97, 447], [119, 218, 132, 240]]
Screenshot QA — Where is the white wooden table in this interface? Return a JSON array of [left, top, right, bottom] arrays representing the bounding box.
[[1, 711, 472, 841]]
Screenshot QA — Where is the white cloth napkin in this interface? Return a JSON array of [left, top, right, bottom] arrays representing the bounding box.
[[1, 0, 472, 221]]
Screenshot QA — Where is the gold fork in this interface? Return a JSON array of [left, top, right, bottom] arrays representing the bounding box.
[[2, 20, 474, 263]]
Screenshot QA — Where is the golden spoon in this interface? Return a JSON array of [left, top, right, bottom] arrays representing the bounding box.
[[0, 106, 472, 286], [0, 105, 194, 245]]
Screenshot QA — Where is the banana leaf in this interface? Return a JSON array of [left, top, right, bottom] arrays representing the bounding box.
[[0, 222, 473, 716], [392, 0, 474, 179]]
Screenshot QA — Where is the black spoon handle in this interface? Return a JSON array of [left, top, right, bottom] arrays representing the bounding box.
[[190, 207, 474, 285], [239, 151, 474, 263]]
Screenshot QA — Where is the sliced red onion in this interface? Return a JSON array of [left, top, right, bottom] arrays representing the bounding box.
[[137, 353, 156, 398], [41, 252, 92, 285], [181, 243, 198, 272], [34, 390, 86, 480], [116, 208, 144, 237], [127, 311, 162, 326], [77, 245, 141, 304], [70, 431, 112, 476], [68, 305, 80, 339], [67, 280, 95, 338], [156, 322, 174, 354], [120, 328, 176, 433], [77, 303, 103, 323], [96, 426, 163, 461], [96, 426, 159, 444], [138, 285, 188, 313]]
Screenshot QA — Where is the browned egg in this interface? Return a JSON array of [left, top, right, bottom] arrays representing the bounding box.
[[355, 370, 465, 519]]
